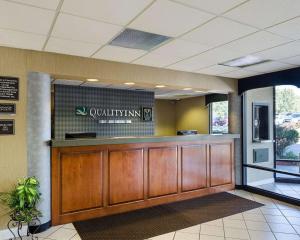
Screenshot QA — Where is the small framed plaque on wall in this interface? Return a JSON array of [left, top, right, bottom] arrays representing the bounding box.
[[0, 103, 16, 115], [142, 107, 153, 121], [0, 119, 15, 135], [0, 77, 19, 100]]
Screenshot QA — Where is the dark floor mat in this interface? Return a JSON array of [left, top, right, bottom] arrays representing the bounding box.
[[74, 192, 263, 240]]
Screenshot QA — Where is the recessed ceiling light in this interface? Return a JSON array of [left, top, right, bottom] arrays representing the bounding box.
[[183, 88, 192, 90], [124, 82, 135, 85], [219, 55, 270, 68], [156, 85, 166, 88], [86, 78, 99, 82], [195, 90, 204, 93]]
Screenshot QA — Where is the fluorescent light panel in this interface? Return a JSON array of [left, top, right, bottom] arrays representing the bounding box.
[[219, 55, 270, 68]]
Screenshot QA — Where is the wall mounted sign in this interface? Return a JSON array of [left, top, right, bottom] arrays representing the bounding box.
[[75, 106, 152, 124], [0, 103, 16, 115], [0, 119, 15, 135], [0, 77, 19, 100]]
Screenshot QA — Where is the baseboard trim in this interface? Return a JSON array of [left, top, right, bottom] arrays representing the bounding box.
[[235, 185, 244, 190]]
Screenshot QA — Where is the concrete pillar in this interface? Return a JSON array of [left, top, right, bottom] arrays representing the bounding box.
[[27, 72, 51, 231], [228, 92, 242, 186]]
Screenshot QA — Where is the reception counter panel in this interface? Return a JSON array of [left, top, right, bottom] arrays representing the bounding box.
[[51, 134, 238, 225]]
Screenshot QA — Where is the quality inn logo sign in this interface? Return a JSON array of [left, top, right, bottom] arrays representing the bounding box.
[[75, 106, 152, 124], [75, 106, 88, 116]]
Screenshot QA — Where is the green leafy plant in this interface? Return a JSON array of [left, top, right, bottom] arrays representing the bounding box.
[[0, 177, 42, 223], [283, 151, 299, 160], [276, 125, 299, 158]]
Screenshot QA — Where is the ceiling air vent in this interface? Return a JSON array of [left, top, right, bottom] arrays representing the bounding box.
[[109, 28, 171, 51]]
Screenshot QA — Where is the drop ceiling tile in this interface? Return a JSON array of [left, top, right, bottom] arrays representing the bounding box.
[[218, 69, 261, 79], [223, 31, 291, 57], [93, 45, 147, 63], [151, 39, 210, 58], [196, 64, 238, 75], [10, 0, 60, 10], [129, 0, 214, 37], [0, 1, 55, 34], [134, 52, 182, 67], [174, 0, 247, 15], [0, 29, 46, 50], [45, 37, 99, 57], [280, 55, 300, 65], [182, 17, 257, 48], [52, 14, 122, 45], [224, 0, 300, 29], [168, 46, 240, 72], [267, 17, 300, 40], [244, 61, 297, 73], [255, 41, 300, 60], [61, 0, 153, 26]]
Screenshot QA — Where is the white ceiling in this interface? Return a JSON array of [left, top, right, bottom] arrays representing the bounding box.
[[1, 0, 300, 79]]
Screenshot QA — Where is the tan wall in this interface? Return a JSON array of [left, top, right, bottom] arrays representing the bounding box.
[[0, 49, 28, 229], [0, 46, 235, 230], [175, 96, 209, 134], [155, 100, 176, 136]]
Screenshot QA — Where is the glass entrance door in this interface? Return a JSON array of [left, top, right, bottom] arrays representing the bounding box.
[[243, 86, 300, 202]]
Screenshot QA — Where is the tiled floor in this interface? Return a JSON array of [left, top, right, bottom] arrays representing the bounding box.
[[254, 182, 300, 199], [8, 190, 300, 240]]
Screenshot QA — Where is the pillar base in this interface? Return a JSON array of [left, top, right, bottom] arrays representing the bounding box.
[[28, 220, 51, 234]]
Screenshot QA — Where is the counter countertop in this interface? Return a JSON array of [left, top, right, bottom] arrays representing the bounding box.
[[51, 134, 240, 147]]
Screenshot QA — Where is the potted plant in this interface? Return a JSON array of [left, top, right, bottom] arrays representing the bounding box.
[[0, 176, 42, 239]]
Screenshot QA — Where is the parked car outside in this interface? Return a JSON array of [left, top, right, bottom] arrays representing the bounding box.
[[276, 115, 285, 125], [291, 113, 300, 124], [276, 113, 292, 125]]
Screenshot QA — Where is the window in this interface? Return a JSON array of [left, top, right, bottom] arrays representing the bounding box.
[[275, 85, 300, 180], [210, 101, 229, 134], [252, 103, 270, 142]]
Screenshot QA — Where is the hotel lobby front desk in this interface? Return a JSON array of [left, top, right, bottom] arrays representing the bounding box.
[[51, 134, 239, 225]]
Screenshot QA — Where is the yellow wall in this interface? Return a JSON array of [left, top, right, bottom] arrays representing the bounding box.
[[0, 46, 235, 229], [155, 96, 209, 136], [155, 100, 176, 136], [175, 96, 209, 134]]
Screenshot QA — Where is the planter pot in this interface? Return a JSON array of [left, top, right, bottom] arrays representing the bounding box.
[[7, 214, 41, 240]]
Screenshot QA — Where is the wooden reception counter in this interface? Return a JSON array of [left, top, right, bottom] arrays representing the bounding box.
[[51, 134, 239, 225]]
